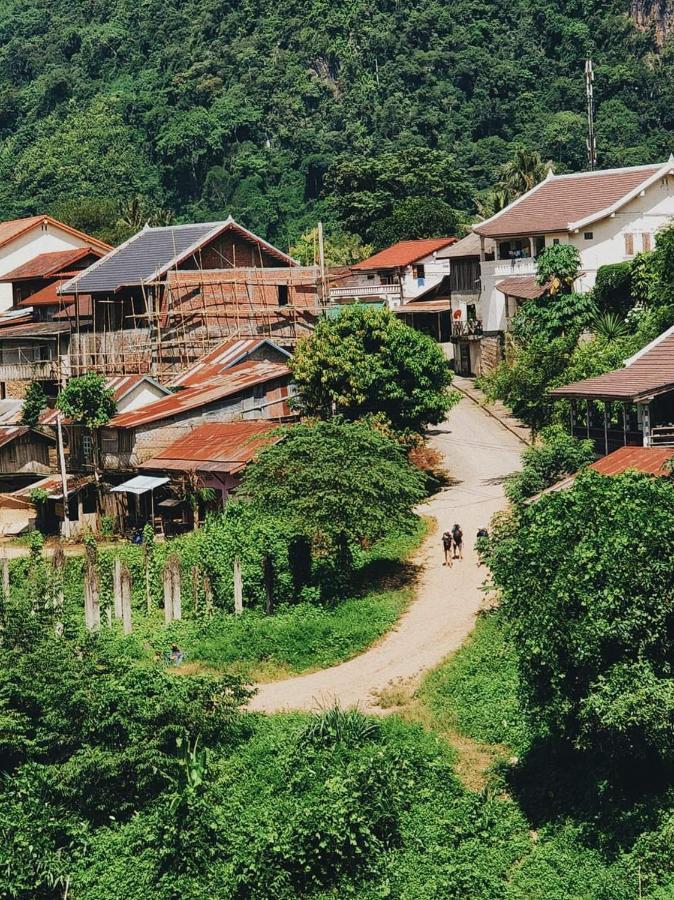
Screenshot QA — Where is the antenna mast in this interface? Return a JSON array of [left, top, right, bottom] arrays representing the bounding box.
[[585, 59, 597, 171]]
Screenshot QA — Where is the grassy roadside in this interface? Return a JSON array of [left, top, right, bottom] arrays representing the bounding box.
[[153, 518, 431, 682]]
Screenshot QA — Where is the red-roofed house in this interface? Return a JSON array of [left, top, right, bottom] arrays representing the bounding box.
[[472, 159, 674, 355], [329, 238, 457, 312], [138, 419, 283, 505], [68, 360, 293, 472]]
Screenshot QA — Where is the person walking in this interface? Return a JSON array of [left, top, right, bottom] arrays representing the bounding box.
[[442, 530, 453, 567], [452, 523, 463, 560]]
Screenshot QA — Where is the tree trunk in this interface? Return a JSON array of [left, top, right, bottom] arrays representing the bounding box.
[[263, 553, 275, 615]]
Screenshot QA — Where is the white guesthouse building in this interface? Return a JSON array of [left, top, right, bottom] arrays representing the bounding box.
[[461, 159, 674, 375]]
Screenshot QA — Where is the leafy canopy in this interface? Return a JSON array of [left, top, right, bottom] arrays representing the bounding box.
[[536, 244, 581, 292], [240, 419, 426, 551], [488, 470, 674, 763], [56, 373, 116, 428], [19, 381, 47, 427], [291, 305, 453, 434], [504, 424, 595, 504]]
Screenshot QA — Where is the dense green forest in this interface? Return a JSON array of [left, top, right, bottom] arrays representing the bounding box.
[[0, 0, 671, 247]]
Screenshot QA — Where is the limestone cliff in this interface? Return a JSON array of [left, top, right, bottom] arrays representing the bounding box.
[[631, 0, 674, 45]]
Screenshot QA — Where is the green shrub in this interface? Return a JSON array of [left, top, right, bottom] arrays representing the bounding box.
[[505, 424, 595, 504]]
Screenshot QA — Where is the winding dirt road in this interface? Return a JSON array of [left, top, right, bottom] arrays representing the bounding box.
[[248, 392, 524, 713]]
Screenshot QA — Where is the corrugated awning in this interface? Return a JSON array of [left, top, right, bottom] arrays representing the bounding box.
[[110, 475, 169, 495]]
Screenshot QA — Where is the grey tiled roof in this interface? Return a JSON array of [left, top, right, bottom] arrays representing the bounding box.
[[59, 221, 226, 295]]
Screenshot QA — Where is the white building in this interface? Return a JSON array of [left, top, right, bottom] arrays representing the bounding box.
[[329, 238, 456, 309], [0, 216, 110, 311], [470, 159, 674, 373]]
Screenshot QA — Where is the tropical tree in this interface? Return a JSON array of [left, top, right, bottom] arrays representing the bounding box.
[[497, 147, 553, 203], [57, 374, 116, 481], [535, 244, 581, 294], [290, 228, 373, 267], [291, 306, 453, 434], [488, 470, 674, 763], [20, 381, 47, 427], [241, 419, 426, 566]]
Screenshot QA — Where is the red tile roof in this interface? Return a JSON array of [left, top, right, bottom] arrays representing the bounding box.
[[17, 280, 64, 307], [0, 247, 103, 282], [139, 420, 282, 473], [474, 163, 665, 238], [590, 446, 674, 477], [110, 360, 291, 429], [352, 238, 457, 270], [170, 338, 289, 388], [551, 326, 674, 401], [496, 275, 550, 300], [53, 295, 92, 320]]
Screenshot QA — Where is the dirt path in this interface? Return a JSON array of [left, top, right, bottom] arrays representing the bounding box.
[[249, 394, 524, 714]]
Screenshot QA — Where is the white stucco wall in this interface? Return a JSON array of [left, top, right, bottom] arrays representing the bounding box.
[[0, 221, 95, 311], [478, 173, 674, 333], [399, 252, 451, 301]]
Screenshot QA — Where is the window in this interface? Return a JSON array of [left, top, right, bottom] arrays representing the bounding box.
[[7, 443, 15, 464], [277, 284, 289, 307], [584, 231, 593, 240], [82, 433, 93, 463], [118, 430, 132, 453], [553, 238, 560, 246], [642, 232, 652, 252], [624, 232, 635, 256], [412, 264, 425, 282]]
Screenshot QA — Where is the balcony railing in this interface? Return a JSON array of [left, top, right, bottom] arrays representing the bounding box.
[[329, 283, 400, 299], [482, 258, 537, 278], [451, 319, 483, 339], [0, 360, 58, 381]]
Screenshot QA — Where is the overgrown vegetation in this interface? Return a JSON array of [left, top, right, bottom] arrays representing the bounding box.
[[504, 424, 595, 504], [290, 306, 454, 435], [0, 0, 668, 247]]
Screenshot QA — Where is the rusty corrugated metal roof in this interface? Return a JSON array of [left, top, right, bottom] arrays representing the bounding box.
[[0, 248, 102, 282], [139, 420, 282, 473], [170, 338, 290, 387], [110, 360, 290, 429], [590, 446, 674, 476], [474, 163, 665, 238], [551, 326, 674, 401]]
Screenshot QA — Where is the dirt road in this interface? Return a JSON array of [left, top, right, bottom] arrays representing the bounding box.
[[248, 393, 524, 713]]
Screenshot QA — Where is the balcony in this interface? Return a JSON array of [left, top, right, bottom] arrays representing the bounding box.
[[451, 320, 483, 340], [0, 360, 58, 381], [482, 258, 537, 278], [329, 283, 400, 300]]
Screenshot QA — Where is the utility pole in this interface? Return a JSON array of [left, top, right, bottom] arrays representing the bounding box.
[[56, 413, 71, 539], [585, 59, 597, 171]]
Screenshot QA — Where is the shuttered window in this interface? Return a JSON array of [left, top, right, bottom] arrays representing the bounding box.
[[624, 232, 635, 256], [642, 232, 652, 252]]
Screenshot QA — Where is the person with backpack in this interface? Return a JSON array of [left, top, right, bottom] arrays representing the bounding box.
[[442, 530, 453, 567], [452, 523, 463, 560]]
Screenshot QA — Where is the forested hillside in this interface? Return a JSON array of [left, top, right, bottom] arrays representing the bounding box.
[[0, 0, 671, 247]]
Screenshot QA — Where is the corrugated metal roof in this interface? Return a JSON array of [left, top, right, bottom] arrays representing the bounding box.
[[0, 400, 24, 425], [395, 300, 452, 313], [496, 275, 550, 300], [139, 420, 282, 473], [170, 338, 290, 387], [105, 374, 170, 403], [590, 446, 674, 476], [0, 321, 70, 339], [352, 238, 457, 270], [0, 425, 29, 449], [0, 248, 101, 282], [110, 475, 169, 494], [439, 232, 495, 258], [110, 360, 290, 428], [60, 217, 297, 296], [551, 326, 674, 401], [13, 473, 91, 499], [474, 163, 666, 238]]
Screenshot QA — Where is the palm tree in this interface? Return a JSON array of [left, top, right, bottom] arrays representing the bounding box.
[[498, 147, 553, 201]]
